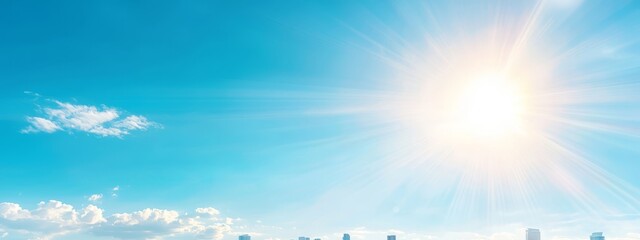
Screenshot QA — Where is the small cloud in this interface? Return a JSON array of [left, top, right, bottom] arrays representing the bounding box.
[[88, 194, 103, 202], [111, 186, 119, 197], [196, 207, 221, 218], [23, 91, 41, 97], [21, 95, 160, 138]]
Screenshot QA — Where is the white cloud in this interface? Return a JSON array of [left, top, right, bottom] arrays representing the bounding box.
[[0, 200, 105, 239], [88, 194, 103, 202], [22, 99, 159, 137], [94, 208, 183, 239], [93, 208, 232, 240], [21, 117, 61, 133], [81, 205, 106, 225], [5, 201, 637, 240], [114, 115, 154, 131], [0, 200, 232, 240], [112, 186, 120, 197], [0, 203, 30, 220], [196, 207, 221, 218]]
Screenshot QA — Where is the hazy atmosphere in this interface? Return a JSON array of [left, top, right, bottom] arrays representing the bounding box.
[[1, 1, 640, 240]]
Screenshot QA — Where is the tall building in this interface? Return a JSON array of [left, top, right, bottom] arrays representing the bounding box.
[[343, 233, 351, 240], [526, 228, 540, 240], [298, 237, 310, 240], [388, 235, 397, 240], [239, 234, 251, 240], [591, 232, 605, 240]]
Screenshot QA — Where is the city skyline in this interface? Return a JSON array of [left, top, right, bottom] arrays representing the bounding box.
[[236, 230, 607, 240], [1, 0, 640, 240]]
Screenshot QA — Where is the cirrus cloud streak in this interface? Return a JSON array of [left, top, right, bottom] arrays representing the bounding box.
[[21, 98, 160, 137]]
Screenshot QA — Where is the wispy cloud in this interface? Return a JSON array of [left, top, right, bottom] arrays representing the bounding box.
[[0, 200, 232, 240], [111, 186, 120, 197], [88, 194, 103, 202], [23, 117, 61, 133], [21, 96, 160, 137]]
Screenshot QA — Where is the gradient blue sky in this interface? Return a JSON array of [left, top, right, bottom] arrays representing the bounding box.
[[1, 1, 640, 240]]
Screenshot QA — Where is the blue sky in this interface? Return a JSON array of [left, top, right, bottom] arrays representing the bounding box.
[[1, 1, 640, 240]]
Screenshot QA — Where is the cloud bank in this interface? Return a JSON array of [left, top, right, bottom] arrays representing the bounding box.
[[2, 201, 640, 240], [22, 99, 159, 137], [0, 200, 105, 239], [0, 200, 231, 240]]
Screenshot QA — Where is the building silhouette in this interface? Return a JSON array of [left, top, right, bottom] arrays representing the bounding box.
[[343, 233, 351, 240], [239, 234, 251, 240], [388, 235, 397, 240], [526, 228, 540, 240], [591, 232, 605, 240], [298, 237, 310, 240]]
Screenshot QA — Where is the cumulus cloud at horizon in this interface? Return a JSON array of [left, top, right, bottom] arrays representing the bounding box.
[[0, 200, 232, 240], [2, 200, 640, 240], [21, 95, 160, 137]]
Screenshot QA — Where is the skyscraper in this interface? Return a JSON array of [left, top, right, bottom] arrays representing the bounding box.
[[526, 228, 540, 240], [591, 232, 605, 240], [239, 234, 251, 240], [388, 235, 397, 240], [343, 233, 351, 240]]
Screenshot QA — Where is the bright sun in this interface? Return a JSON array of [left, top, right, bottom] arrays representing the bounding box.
[[453, 74, 525, 138]]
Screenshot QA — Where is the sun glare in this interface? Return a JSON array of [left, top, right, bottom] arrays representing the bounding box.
[[453, 74, 525, 138]]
